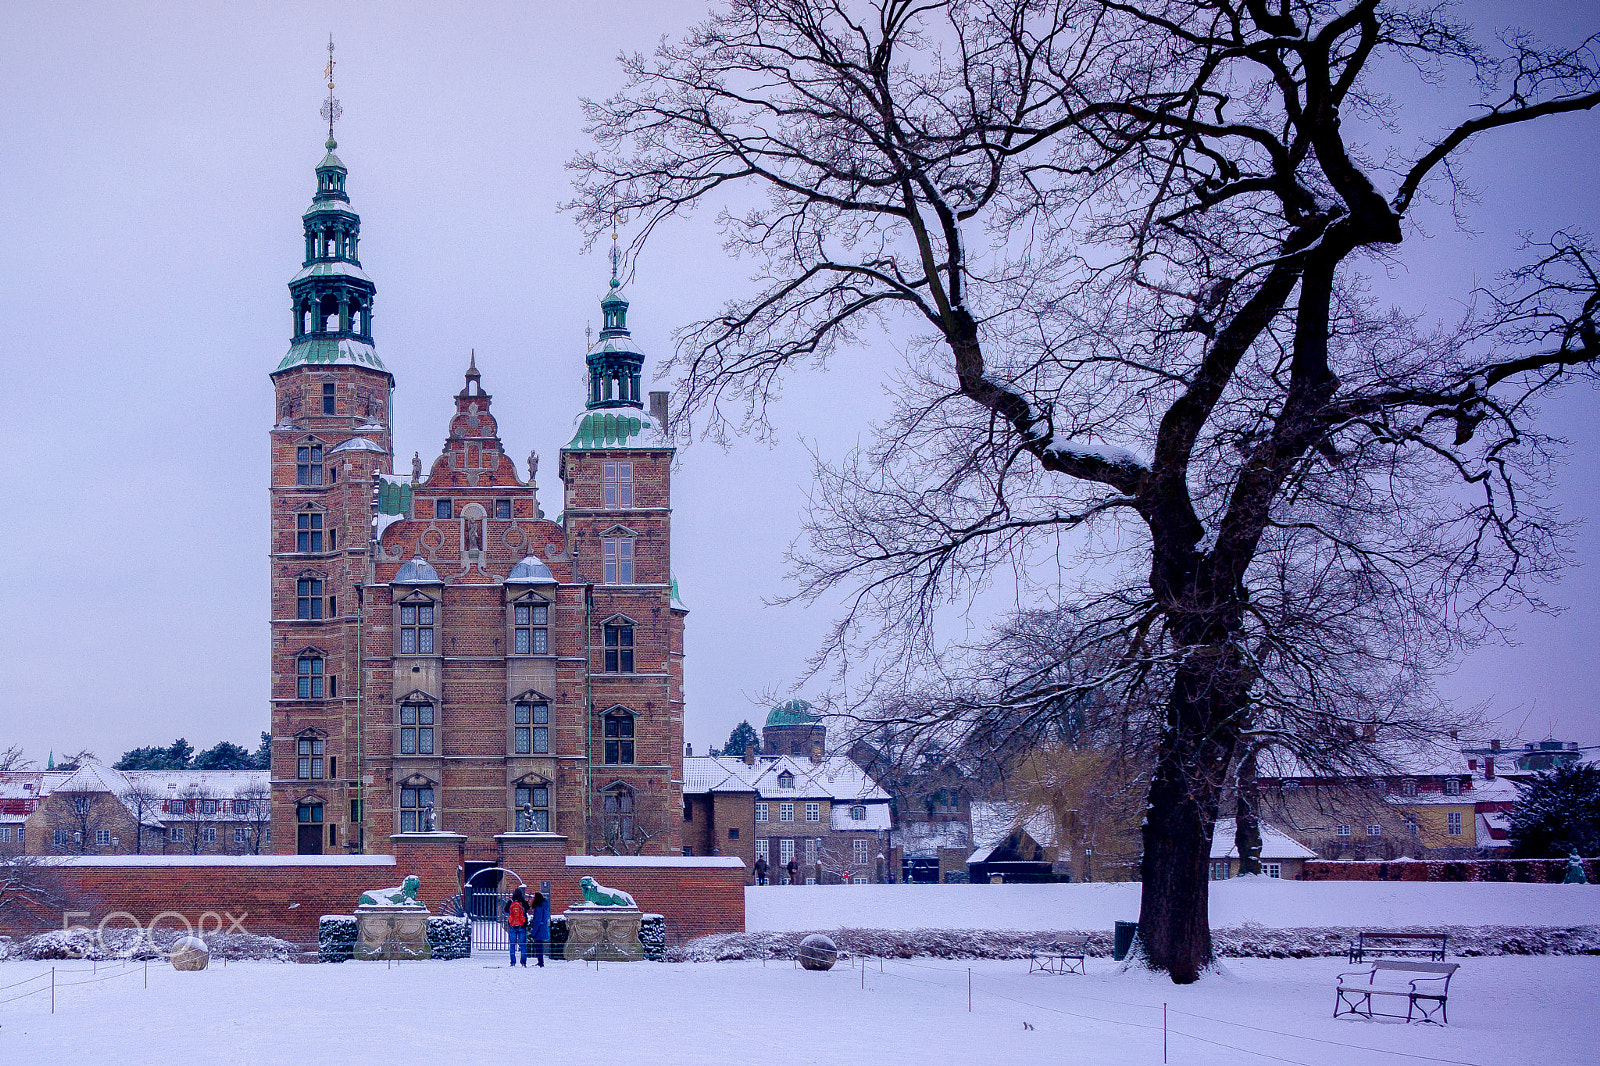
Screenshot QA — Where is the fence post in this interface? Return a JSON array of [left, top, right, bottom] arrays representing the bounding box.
[[967, 968, 972, 1012]]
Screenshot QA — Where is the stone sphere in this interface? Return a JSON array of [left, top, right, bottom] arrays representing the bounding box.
[[170, 936, 209, 971], [798, 933, 838, 971]]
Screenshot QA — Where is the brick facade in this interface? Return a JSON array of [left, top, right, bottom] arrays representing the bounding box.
[[267, 143, 683, 858]]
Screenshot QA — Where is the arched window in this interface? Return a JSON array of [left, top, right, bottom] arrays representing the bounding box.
[[296, 654, 324, 699], [399, 702, 435, 755], [603, 708, 634, 764], [850, 804, 867, 822]]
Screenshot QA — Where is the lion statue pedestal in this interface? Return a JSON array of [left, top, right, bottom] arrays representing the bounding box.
[[561, 875, 644, 962], [354, 875, 432, 961]]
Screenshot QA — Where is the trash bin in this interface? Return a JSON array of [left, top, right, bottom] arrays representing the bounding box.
[[1113, 920, 1139, 961]]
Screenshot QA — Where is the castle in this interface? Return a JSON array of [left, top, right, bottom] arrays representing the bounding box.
[[267, 131, 684, 856]]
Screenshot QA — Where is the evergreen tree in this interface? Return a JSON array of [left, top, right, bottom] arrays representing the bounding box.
[[252, 732, 272, 771], [713, 720, 760, 758], [1510, 766, 1600, 859], [193, 741, 254, 770], [113, 738, 194, 771]]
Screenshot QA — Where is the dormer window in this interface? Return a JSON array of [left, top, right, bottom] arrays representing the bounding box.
[[777, 771, 795, 790], [851, 804, 866, 821]]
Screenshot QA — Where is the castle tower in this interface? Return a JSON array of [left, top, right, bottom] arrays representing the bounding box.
[[559, 257, 686, 855], [268, 129, 394, 853]]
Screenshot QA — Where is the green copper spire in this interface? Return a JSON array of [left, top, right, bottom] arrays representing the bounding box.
[[274, 39, 385, 377], [585, 230, 645, 410]]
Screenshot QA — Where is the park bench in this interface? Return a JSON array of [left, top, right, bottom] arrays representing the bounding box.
[[1347, 930, 1448, 963], [1028, 935, 1089, 975], [1334, 961, 1459, 1024]]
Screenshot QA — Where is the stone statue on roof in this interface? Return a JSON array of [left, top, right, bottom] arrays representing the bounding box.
[[411, 452, 422, 482]]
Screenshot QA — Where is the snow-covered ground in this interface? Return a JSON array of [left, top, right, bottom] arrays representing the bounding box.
[[746, 879, 1600, 932], [2, 954, 1597, 1064]]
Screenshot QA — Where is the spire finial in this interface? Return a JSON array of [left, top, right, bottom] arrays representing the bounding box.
[[609, 210, 621, 288], [586, 322, 593, 351], [468, 348, 478, 375], [321, 35, 343, 150]]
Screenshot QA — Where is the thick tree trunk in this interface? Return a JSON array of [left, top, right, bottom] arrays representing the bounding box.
[[1235, 744, 1262, 876], [1138, 655, 1243, 983]]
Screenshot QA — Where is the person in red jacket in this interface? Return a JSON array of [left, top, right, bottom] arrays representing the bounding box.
[[504, 885, 529, 966]]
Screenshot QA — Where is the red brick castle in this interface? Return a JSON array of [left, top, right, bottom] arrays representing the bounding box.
[[268, 132, 684, 856]]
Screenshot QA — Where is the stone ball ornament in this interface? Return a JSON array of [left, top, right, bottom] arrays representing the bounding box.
[[798, 933, 838, 971], [170, 936, 210, 971]]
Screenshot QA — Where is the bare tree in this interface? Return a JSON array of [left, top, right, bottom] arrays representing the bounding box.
[[47, 787, 120, 855], [172, 783, 222, 856], [588, 785, 669, 856], [118, 777, 165, 856], [0, 854, 70, 933], [233, 781, 273, 855], [0, 745, 34, 771], [572, 0, 1600, 980]]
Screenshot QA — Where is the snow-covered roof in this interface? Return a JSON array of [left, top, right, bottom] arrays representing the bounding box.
[[681, 754, 889, 804], [1477, 812, 1512, 849], [829, 802, 892, 832], [393, 557, 442, 584], [1210, 818, 1318, 861], [970, 801, 1057, 849], [506, 556, 555, 584], [328, 436, 386, 455], [897, 819, 971, 856]]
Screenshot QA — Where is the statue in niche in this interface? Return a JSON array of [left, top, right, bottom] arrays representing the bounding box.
[[466, 519, 484, 553]]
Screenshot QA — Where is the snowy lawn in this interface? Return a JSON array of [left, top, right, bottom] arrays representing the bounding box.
[[2, 954, 1596, 1065], [747, 878, 1600, 932]]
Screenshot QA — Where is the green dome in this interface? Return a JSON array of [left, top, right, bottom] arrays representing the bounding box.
[[765, 699, 821, 728]]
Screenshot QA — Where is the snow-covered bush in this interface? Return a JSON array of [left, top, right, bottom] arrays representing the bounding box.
[[427, 916, 470, 960], [21, 927, 296, 962], [319, 915, 357, 963], [641, 913, 664, 961]]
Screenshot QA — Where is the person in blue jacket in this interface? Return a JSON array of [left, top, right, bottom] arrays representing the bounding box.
[[529, 891, 551, 967]]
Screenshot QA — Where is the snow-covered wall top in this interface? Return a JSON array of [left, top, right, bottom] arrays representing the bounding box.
[[567, 856, 746, 869]]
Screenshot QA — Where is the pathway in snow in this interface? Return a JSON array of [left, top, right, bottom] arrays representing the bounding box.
[[1, 954, 1593, 1064]]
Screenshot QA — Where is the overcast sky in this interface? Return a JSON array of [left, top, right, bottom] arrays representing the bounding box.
[[0, 1, 1596, 767]]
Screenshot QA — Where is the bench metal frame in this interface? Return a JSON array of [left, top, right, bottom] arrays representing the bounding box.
[[1348, 930, 1448, 963], [1334, 961, 1458, 1025], [1028, 936, 1089, 975]]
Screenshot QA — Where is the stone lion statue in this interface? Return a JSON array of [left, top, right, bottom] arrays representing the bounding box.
[[360, 874, 424, 908], [578, 875, 637, 908]]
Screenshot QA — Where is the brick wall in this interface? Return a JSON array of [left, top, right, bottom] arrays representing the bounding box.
[[0, 836, 465, 946]]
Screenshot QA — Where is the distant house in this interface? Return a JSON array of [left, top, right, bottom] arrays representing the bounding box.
[[967, 801, 1058, 884], [0, 762, 271, 856], [682, 700, 893, 883], [1208, 818, 1317, 880]]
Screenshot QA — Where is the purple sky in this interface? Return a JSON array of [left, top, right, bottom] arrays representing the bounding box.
[[0, 2, 1595, 767]]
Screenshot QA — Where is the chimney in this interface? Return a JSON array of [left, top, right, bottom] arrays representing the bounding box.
[[810, 739, 823, 765], [649, 390, 669, 429], [1485, 754, 1495, 781], [685, 742, 693, 757], [743, 742, 756, 766], [1490, 739, 1501, 750]]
